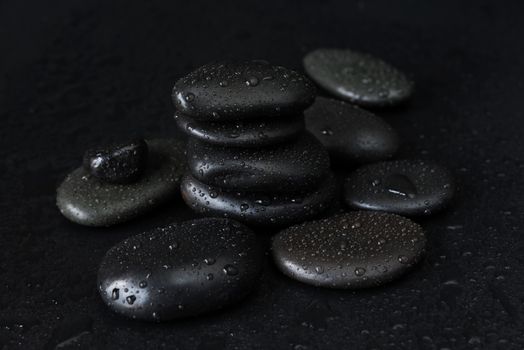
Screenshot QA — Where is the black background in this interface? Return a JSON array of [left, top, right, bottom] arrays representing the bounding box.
[[1, 0, 524, 349]]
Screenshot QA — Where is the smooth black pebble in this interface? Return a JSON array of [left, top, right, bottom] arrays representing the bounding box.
[[57, 139, 186, 227], [172, 60, 316, 121], [180, 173, 337, 227], [305, 97, 399, 164], [344, 160, 455, 216], [187, 132, 330, 192], [174, 112, 305, 147], [271, 211, 426, 289], [83, 139, 148, 183], [98, 218, 263, 321], [303, 49, 414, 107]]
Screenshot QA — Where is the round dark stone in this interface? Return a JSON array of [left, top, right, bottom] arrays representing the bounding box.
[[305, 97, 399, 164], [83, 139, 148, 183], [271, 211, 426, 289], [344, 160, 455, 216], [98, 218, 263, 321], [174, 112, 305, 147], [57, 139, 186, 227], [172, 60, 316, 121], [303, 49, 414, 108], [180, 172, 337, 227], [187, 132, 330, 192]]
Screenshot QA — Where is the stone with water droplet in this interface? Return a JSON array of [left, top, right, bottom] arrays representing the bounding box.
[[174, 112, 304, 147], [187, 132, 330, 192], [303, 48, 414, 107], [83, 138, 148, 184], [344, 160, 455, 216], [305, 97, 399, 164], [97, 218, 263, 321], [57, 139, 187, 227], [180, 172, 336, 227], [172, 60, 316, 121], [271, 211, 426, 289]]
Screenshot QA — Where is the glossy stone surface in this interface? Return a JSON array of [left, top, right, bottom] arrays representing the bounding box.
[[187, 132, 330, 192], [83, 139, 148, 183], [303, 49, 414, 107], [271, 211, 426, 289], [180, 173, 337, 227], [344, 160, 455, 216], [57, 139, 186, 227], [305, 97, 399, 164], [172, 60, 316, 121], [98, 218, 263, 321], [174, 112, 305, 147]]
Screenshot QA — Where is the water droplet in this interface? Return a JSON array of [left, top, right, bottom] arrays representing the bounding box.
[[385, 174, 417, 198], [315, 266, 324, 274], [355, 267, 366, 277], [209, 191, 218, 198], [321, 127, 333, 136], [398, 255, 409, 264], [204, 257, 216, 265], [245, 76, 259, 86], [219, 80, 228, 87], [139, 281, 147, 288], [223, 264, 239, 276], [111, 288, 119, 300], [240, 203, 249, 212], [185, 92, 195, 102], [126, 295, 136, 305]]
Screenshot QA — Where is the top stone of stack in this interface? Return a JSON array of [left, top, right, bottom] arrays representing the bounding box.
[[172, 60, 316, 121]]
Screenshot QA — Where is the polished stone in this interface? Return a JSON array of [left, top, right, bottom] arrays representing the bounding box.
[[57, 139, 186, 227], [98, 218, 263, 321], [180, 172, 337, 227], [305, 97, 399, 164], [187, 132, 330, 192], [172, 60, 316, 121], [344, 160, 455, 216], [174, 112, 305, 147], [303, 49, 414, 107], [83, 138, 148, 183], [271, 211, 426, 289]]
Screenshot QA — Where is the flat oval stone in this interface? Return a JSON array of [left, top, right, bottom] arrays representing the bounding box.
[[174, 112, 305, 147], [83, 139, 148, 183], [305, 97, 399, 164], [303, 49, 414, 107], [344, 160, 455, 216], [57, 139, 186, 227], [187, 132, 330, 192], [172, 60, 316, 121], [271, 211, 426, 289], [98, 218, 263, 321], [180, 172, 336, 227]]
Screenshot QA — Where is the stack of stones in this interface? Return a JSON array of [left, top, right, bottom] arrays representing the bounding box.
[[172, 60, 336, 227]]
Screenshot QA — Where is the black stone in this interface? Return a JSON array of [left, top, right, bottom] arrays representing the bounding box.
[[180, 172, 337, 227], [271, 211, 426, 289], [174, 112, 305, 147], [303, 49, 414, 108], [98, 218, 263, 321], [305, 97, 399, 164], [172, 60, 316, 121], [187, 132, 330, 192], [57, 139, 186, 227], [344, 160, 455, 216], [83, 139, 148, 183]]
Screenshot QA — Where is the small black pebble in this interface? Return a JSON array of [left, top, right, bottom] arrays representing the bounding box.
[[83, 139, 148, 183]]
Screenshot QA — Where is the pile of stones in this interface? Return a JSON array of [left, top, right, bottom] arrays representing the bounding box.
[[173, 61, 336, 227], [56, 50, 458, 322]]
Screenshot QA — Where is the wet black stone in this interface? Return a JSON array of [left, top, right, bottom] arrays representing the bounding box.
[[83, 139, 148, 183], [57, 139, 186, 227], [174, 112, 305, 147], [187, 132, 330, 192], [180, 172, 337, 227], [98, 218, 263, 321], [303, 49, 414, 107], [344, 160, 455, 216], [172, 60, 316, 121], [305, 97, 399, 164], [271, 211, 426, 289]]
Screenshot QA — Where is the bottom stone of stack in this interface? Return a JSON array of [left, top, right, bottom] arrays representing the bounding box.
[[180, 172, 336, 227]]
